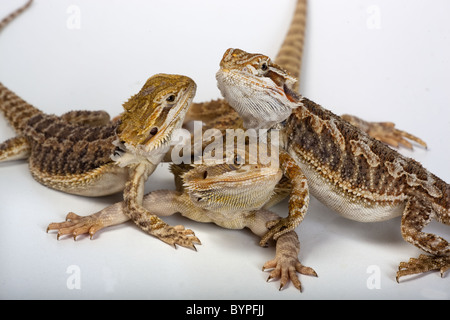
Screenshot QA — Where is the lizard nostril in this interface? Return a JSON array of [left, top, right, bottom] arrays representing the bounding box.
[[203, 171, 208, 179]]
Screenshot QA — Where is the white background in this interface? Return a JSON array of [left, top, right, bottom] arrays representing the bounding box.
[[0, 0, 449, 300]]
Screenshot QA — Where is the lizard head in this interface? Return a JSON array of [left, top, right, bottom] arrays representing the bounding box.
[[216, 48, 301, 129], [115, 74, 196, 165], [181, 145, 282, 214]]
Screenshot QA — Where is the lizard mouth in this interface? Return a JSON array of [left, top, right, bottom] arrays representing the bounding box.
[[184, 165, 282, 212], [113, 80, 196, 166], [185, 165, 282, 191], [216, 68, 299, 129]]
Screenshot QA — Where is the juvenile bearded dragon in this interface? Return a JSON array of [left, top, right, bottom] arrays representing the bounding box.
[[216, 48, 449, 281], [48, 144, 317, 291], [1, 73, 199, 248]]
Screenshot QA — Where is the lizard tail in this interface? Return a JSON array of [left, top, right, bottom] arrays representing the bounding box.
[[1, 0, 42, 135], [0, 83, 42, 134], [0, 0, 33, 33], [274, 0, 307, 91]]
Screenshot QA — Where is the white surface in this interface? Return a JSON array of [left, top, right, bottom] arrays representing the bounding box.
[[0, 0, 449, 300]]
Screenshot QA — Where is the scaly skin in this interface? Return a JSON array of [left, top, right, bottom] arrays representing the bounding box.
[[1, 72, 198, 248], [216, 48, 449, 281], [185, 0, 426, 152], [48, 144, 317, 291], [0, 1, 201, 248], [2, 0, 432, 266]]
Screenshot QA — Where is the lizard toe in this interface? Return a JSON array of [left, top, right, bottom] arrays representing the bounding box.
[[396, 254, 450, 282], [263, 256, 316, 292], [47, 213, 105, 240], [150, 224, 201, 250]]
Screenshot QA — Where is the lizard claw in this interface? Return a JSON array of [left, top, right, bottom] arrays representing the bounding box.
[[367, 122, 427, 150], [396, 254, 449, 282], [149, 224, 201, 250], [263, 256, 317, 292], [47, 212, 105, 240]]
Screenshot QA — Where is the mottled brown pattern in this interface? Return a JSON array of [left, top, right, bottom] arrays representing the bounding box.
[[260, 151, 309, 246], [216, 44, 450, 280], [0, 82, 42, 134], [23, 113, 118, 175], [287, 98, 449, 205]]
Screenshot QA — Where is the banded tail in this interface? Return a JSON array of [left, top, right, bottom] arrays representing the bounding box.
[[0, 0, 41, 135], [274, 0, 307, 92]]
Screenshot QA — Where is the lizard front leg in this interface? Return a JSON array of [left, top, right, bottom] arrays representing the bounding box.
[[124, 163, 199, 249], [47, 190, 201, 245], [259, 151, 309, 246], [47, 207, 129, 240], [0, 136, 30, 162], [263, 231, 317, 291], [396, 196, 449, 281], [248, 209, 317, 291], [341, 114, 427, 150]]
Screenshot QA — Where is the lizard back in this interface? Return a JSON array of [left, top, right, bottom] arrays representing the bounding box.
[[24, 113, 118, 176], [285, 98, 449, 221]]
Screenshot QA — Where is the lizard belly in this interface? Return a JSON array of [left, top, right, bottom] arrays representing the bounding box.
[[289, 150, 405, 222], [30, 163, 129, 197]]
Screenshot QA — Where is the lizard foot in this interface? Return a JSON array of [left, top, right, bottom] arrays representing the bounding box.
[[149, 224, 201, 251], [263, 256, 317, 292], [47, 212, 108, 240], [396, 254, 450, 282], [341, 115, 427, 150]]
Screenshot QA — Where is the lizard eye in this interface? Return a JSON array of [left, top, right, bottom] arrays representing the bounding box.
[[261, 62, 268, 71], [149, 127, 158, 135], [259, 61, 270, 74], [166, 94, 176, 103]]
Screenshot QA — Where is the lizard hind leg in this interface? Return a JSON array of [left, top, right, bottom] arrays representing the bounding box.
[[397, 197, 450, 281], [341, 114, 427, 150], [0, 136, 30, 162]]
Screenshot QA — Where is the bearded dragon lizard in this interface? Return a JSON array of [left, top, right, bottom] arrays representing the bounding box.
[[1, 0, 430, 266], [216, 48, 449, 281], [48, 143, 317, 291], [0, 0, 204, 248], [1, 72, 200, 248]]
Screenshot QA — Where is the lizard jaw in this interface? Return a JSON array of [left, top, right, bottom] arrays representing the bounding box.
[[144, 84, 196, 154], [114, 74, 196, 166], [216, 48, 301, 129], [183, 165, 283, 213]]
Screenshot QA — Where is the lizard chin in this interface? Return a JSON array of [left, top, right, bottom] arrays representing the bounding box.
[[183, 165, 282, 214], [112, 80, 196, 167], [216, 68, 301, 129]]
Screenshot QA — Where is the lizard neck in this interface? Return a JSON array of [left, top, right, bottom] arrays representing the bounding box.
[[110, 137, 170, 168]]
